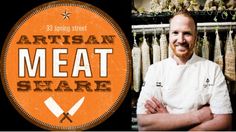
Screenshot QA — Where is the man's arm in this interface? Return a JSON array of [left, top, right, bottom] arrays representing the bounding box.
[[189, 114, 232, 130], [137, 97, 213, 130], [189, 63, 232, 130]]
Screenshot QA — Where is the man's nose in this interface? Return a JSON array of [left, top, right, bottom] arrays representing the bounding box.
[[177, 34, 185, 43]]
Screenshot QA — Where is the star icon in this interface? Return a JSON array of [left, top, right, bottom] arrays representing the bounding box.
[[61, 10, 71, 20]]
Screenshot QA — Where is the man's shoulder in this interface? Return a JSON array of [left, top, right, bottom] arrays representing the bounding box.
[[194, 55, 222, 70]]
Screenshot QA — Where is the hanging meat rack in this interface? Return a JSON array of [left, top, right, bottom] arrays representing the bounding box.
[[132, 22, 236, 34]]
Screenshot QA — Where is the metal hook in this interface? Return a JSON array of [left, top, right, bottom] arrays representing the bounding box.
[[215, 26, 219, 34], [142, 29, 146, 42], [203, 27, 207, 39], [221, 11, 228, 20], [161, 27, 165, 34], [206, 10, 213, 15], [204, 26, 206, 35], [154, 29, 157, 39], [133, 31, 138, 47]]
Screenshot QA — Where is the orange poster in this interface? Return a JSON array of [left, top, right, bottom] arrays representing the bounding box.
[[1, 0, 131, 130]]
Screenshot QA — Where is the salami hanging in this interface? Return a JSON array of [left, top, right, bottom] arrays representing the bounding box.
[[131, 32, 141, 92], [225, 30, 236, 81], [194, 36, 201, 56], [202, 30, 210, 60], [234, 34, 236, 53], [141, 32, 151, 80], [152, 34, 161, 63], [214, 30, 224, 70], [160, 31, 168, 60]]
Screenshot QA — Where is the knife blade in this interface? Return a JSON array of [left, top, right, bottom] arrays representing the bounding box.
[[68, 96, 85, 116], [44, 97, 64, 118]]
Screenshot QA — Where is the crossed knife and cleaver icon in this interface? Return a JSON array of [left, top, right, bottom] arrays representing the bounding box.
[[44, 96, 85, 123]]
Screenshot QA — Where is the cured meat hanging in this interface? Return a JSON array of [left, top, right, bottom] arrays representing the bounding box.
[[194, 36, 201, 56], [141, 32, 151, 80], [152, 33, 161, 63], [132, 32, 142, 92], [202, 30, 210, 60], [168, 43, 173, 58], [214, 29, 224, 70], [234, 34, 236, 53], [160, 31, 168, 60], [224, 30, 236, 81]]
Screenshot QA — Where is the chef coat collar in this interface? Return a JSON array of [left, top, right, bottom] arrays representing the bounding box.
[[170, 53, 197, 66]]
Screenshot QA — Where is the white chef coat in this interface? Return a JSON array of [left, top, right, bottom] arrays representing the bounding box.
[[137, 53, 232, 114]]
